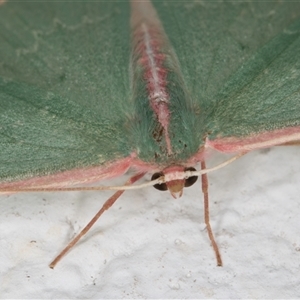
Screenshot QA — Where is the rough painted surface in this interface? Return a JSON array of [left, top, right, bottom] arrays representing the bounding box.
[[1, 147, 300, 298]]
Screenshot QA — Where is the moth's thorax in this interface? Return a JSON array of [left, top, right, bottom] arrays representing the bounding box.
[[130, 0, 201, 164]]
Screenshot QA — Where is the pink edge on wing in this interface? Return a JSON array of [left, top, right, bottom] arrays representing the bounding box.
[[0, 154, 159, 193], [0, 157, 132, 191], [130, 0, 172, 154], [187, 147, 212, 166], [207, 126, 300, 153]]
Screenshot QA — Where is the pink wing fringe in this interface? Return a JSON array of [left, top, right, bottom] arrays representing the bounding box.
[[0, 126, 299, 192], [209, 126, 300, 152]]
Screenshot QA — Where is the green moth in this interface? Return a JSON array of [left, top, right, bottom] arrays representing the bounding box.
[[0, 0, 299, 268]]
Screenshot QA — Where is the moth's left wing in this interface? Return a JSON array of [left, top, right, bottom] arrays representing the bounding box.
[[0, 2, 134, 189]]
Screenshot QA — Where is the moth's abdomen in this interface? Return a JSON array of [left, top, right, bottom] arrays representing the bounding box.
[[130, 0, 199, 163]]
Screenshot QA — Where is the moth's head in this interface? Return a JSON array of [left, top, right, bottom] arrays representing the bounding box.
[[151, 165, 198, 199]]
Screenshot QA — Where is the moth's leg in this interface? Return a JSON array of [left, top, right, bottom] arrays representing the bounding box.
[[49, 172, 145, 269], [201, 161, 223, 267]]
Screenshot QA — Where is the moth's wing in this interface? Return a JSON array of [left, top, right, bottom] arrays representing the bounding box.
[[207, 9, 300, 151], [0, 2, 133, 184], [154, 2, 300, 153]]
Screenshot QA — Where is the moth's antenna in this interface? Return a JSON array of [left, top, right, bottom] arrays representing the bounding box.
[[0, 152, 246, 193], [175, 151, 246, 180]]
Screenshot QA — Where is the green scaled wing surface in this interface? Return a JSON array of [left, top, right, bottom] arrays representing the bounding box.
[[1, 1, 300, 184], [0, 2, 132, 182], [153, 1, 300, 144]]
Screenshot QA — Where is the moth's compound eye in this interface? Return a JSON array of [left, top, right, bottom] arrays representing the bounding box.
[[151, 172, 168, 191], [184, 167, 198, 187]]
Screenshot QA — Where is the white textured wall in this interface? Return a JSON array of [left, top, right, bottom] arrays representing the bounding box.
[[1, 146, 300, 298]]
